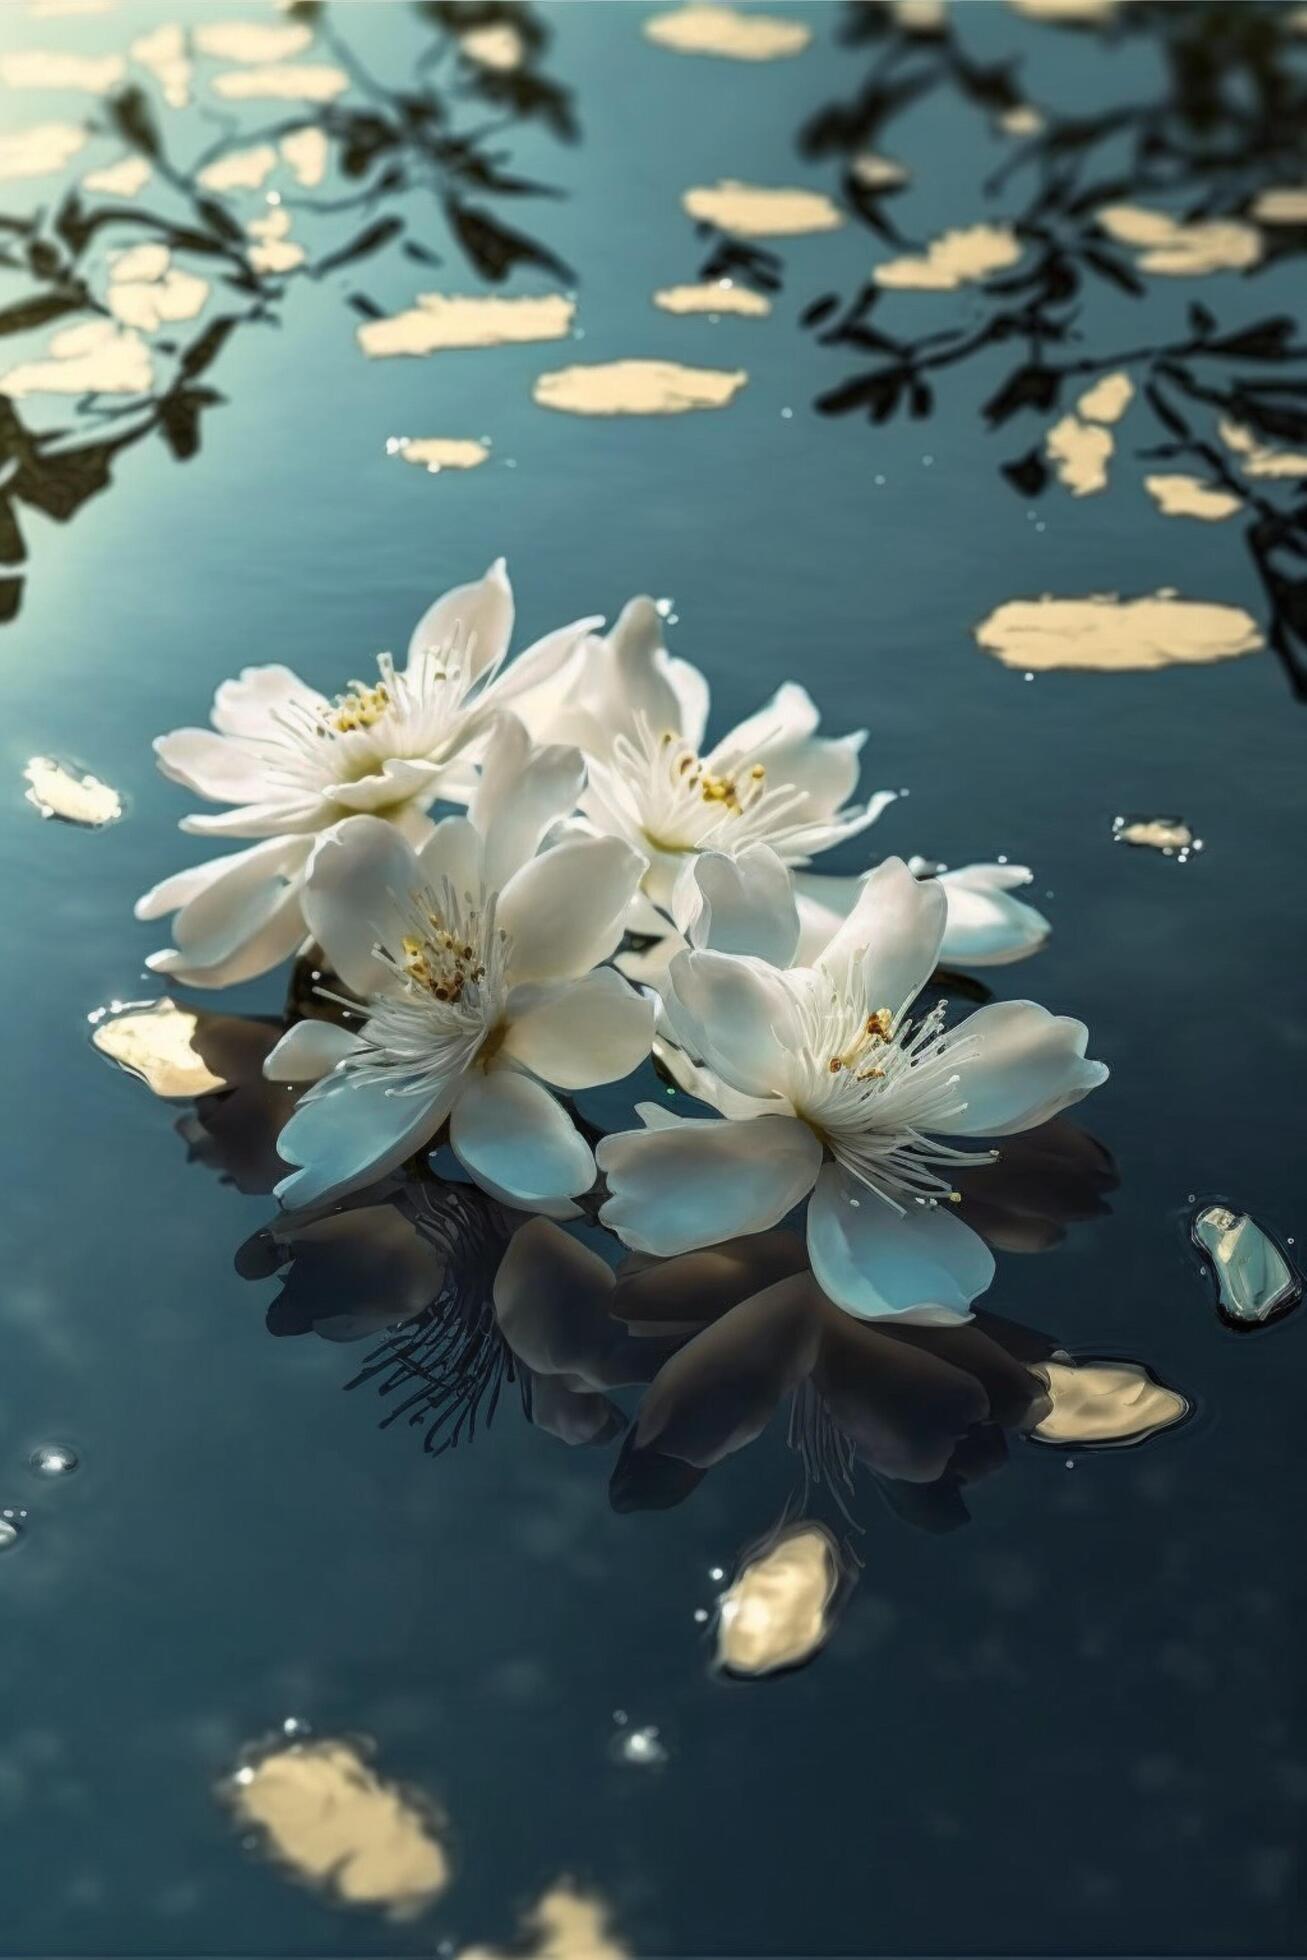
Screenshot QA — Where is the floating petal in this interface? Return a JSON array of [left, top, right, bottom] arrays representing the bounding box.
[[1030, 1358, 1189, 1447], [975, 593, 1262, 672], [90, 999, 227, 1098], [716, 1525, 840, 1677], [24, 756, 122, 827], [533, 359, 747, 415], [1192, 1204, 1302, 1328], [645, 4, 810, 59]]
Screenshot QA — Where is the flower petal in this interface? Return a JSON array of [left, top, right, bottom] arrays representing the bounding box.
[[939, 1000, 1109, 1137], [664, 949, 800, 1099], [180, 798, 329, 839], [597, 1110, 821, 1256], [135, 837, 303, 923], [263, 1018, 366, 1083], [407, 558, 512, 685], [807, 1163, 994, 1323], [815, 855, 946, 1016], [673, 845, 801, 966], [470, 713, 585, 889], [326, 758, 443, 814], [499, 834, 646, 984], [482, 615, 603, 722], [153, 728, 270, 804], [301, 816, 424, 998], [275, 1071, 454, 1213], [502, 967, 654, 1089], [450, 1069, 595, 1203], [211, 664, 327, 738], [144, 835, 310, 987], [937, 864, 1049, 967]]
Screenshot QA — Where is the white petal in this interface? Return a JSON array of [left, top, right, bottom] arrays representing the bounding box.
[[664, 949, 799, 1099], [416, 812, 485, 896], [816, 855, 946, 1015], [939, 1001, 1109, 1137], [407, 558, 512, 685], [708, 681, 819, 766], [263, 1018, 366, 1083], [470, 713, 585, 889], [180, 798, 329, 839], [326, 758, 442, 814], [807, 1163, 993, 1323], [792, 868, 861, 964], [501, 967, 654, 1089], [153, 728, 269, 804], [450, 1070, 595, 1203], [499, 835, 646, 984], [482, 616, 602, 722], [135, 836, 304, 923], [301, 817, 424, 997], [144, 834, 310, 987], [597, 1110, 821, 1256], [672, 845, 800, 965], [211, 663, 327, 738], [938, 865, 1049, 967], [275, 1072, 453, 1213]]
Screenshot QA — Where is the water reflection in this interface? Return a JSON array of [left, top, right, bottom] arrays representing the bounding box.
[[0, 1, 576, 621]]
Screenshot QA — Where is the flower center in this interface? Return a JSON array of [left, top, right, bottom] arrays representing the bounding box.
[[400, 912, 487, 1004], [827, 1008, 894, 1079], [659, 730, 767, 816], [326, 679, 392, 735]]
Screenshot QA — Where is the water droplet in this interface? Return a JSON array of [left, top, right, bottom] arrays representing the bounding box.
[[780, 406, 793, 420], [654, 596, 676, 619], [1023, 671, 1035, 681], [1065, 1458, 1075, 1470], [615, 1724, 667, 1767], [874, 473, 886, 486], [693, 1608, 709, 1624], [29, 1444, 78, 1479], [0, 1519, 21, 1552], [281, 1716, 310, 1738], [709, 1566, 724, 1582]]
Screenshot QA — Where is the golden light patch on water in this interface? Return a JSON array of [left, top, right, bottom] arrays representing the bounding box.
[[852, 152, 909, 189], [279, 126, 329, 188], [682, 179, 843, 237], [212, 63, 348, 104], [0, 49, 125, 92], [645, 3, 810, 59], [1113, 816, 1193, 851], [1192, 1205, 1301, 1327], [894, 0, 947, 30], [1219, 417, 1307, 480], [0, 121, 87, 182], [1251, 187, 1307, 225], [975, 593, 1263, 672], [458, 23, 526, 69], [82, 152, 152, 196], [198, 143, 279, 192], [194, 20, 314, 63], [91, 999, 225, 1097], [108, 243, 209, 331], [1009, 0, 1118, 17], [1144, 474, 1241, 521], [1046, 415, 1113, 496], [247, 206, 305, 274], [716, 1526, 839, 1677], [874, 222, 1021, 290], [130, 24, 190, 108], [532, 358, 747, 415], [1076, 370, 1133, 424], [221, 1736, 449, 1921], [460, 1884, 628, 1960], [998, 105, 1045, 136], [1096, 204, 1262, 274], [0, 318, 152, 397], [358, 292, 575, 358], [653, 280, 771, 316], [24, 756, 122, 827], [1031, 1360, 1188, 1447], [394, 437, 490, 473]]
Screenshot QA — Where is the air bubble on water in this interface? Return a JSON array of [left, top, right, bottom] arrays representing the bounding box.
[[781, 406, 794, 420], [0, 1519, 21, 1552], [29, 1444, 78, 1479], [709, 1566, 724, 1582], [922, 453, 934, 466], [614, 1723, 667, 1768], [1024, 671, 1035, 681], [612, 1708, 628, 1726], [693, 1608, 709, 1624], [281, 1716, 310, 1738], [874, 473, 886, 486], [1065, 1458, 1075, 1470]]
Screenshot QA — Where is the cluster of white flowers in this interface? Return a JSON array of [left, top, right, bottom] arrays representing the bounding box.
[[138, 560, 1106, 1323]]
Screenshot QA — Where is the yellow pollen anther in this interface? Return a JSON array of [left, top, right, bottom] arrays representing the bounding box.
[[829, 1008, 894, 1075], [327, 679, 391, 734]]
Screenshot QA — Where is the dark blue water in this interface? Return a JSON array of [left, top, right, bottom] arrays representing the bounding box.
[[2, 3, 1305, 1953]]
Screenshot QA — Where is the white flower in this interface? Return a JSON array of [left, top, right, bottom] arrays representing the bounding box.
[[597, 855, 1106, 1324], [136, 561, 597, 986], [264, 718, 653, 1215], [768, 856, 1048, 969], [528, 596, 894, 913]]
